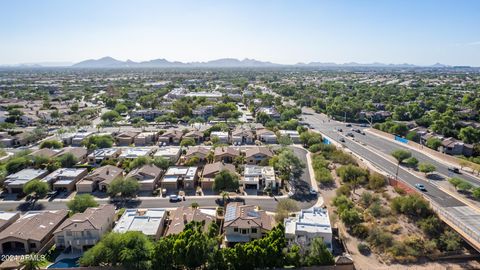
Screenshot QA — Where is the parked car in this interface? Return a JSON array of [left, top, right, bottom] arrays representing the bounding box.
[[339, 137, 346, 143], [415, 183, 427, 191], [46, 190, 59, 198], [346, 132, 354, 137], [309, 188, 317, 196], [346, 123, 352, 127], [169, 194, 182, 202], [448, 167, 460, 174]]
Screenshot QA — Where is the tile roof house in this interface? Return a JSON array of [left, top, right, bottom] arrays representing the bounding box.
[[256, 129, 277, 144], [58, 147, 88, 163], [116, 131, 140, 146], [165, 206, 216, 236], [185, 146, 211, 162], [29, 148, 59, 158], [53, 205, 115, 252], [76, 165, 123, 193], [183, 130, 204, 143], [0, 210, 68, 255], [134, 132, 157, 146], [214, 146, 241, 163], [231, 126, 254, 144], [201, 162, 237, 190], [114, 208, 167, 240], [126, 164, 163, 192], [223, 203, 275, 246], [244, 147, 274, 165], [158, 129, 183, 144]]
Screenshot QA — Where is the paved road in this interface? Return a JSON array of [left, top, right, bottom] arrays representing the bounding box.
[[302, 107, 480, 250], [301, 108, 464, 207]]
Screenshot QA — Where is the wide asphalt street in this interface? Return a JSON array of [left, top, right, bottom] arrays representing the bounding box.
[[301, 108, 465, 208]]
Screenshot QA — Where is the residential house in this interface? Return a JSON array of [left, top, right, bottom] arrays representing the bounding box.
[[256, 129, 277, 143], [29, 148, 59, 159], [201, 162, 237, 190], [158, 129, 183, 145], [256, 107, 280, 120], [0, 212, 20, 232], [242, 165, 278, 190], [130, 109, 169, 121], [161, 167, 198, 191], [214, 147, 241, 163], [185, 146, 211, 162], [60, 131, 93, 146], [126, 164, 163, 192], [54, 205, 115, 252], [76, 165, 123, 193], [284, 207, 333, 251], [278, 130, 301, 143], [165, 206, 216, 236], [87, 148, 122, 165], [440, 137, 474, 157], [42, 168, 88, 192], [116, 131, 140, 146], [114, 208, 167, 240], [154, 146, 181, 163], [59, 147, 88, 163], [134, 132, 157, 146], [183, 130, 204, 143], [0, 210, 68, 255], [231, 126, 254, 145], [118, 147, 155, 160], [223, 203, 275, 246], [244, 147, 274, 165], [4, 169, 49, 193], [210, 131, 230, 144], [192, 106, 213, 119]]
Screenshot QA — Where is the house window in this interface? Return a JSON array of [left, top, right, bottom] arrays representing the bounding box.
[[241, 229, 247, 234], [66, 231, 72, 236], [252, 228, 257, 234], [30, 243, 36, 249], [233, 227, 238, 232]]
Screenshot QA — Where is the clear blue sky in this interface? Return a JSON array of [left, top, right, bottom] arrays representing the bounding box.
[[1, 0, 480, 66]]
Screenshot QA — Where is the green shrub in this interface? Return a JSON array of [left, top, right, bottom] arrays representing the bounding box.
[[357, 242, 371, 255]]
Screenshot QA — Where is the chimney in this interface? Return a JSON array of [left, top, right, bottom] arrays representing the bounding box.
[[106, 169, 109, 175], [183, 213, 188, 224]]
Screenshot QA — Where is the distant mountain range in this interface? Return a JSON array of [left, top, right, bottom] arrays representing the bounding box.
[[0, 57, 466, 68], [72, 57, 281, 68]]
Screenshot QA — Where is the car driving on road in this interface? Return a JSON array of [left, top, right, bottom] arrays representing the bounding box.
[[448, 167, 460, 174], [415, 183, 427, 191], [169, 194, 182, 202]]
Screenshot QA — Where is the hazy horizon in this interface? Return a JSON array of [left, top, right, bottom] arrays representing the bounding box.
[[1, 0, 480, 66]]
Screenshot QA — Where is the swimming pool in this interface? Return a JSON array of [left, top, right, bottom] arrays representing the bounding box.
[[47, 257, 80, 269]]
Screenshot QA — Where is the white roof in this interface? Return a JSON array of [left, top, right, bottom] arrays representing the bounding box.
[[43, 168, 87, 184], [119, 147, 154, 159], [285, 207, 332, 235], [114, 208, 166, 236], [5, 169, 48, 186], [154, 146, 181, 157]]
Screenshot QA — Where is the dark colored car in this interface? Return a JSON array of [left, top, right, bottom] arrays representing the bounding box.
[[448, 167, 460, 174]]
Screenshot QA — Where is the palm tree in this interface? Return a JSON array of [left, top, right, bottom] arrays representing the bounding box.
[[221, 191, 230, 205], [20, 255, 44, 270]]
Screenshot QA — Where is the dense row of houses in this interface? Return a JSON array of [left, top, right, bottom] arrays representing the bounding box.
[[3, 145, 278, 195], [0, 202, 333, 259]]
